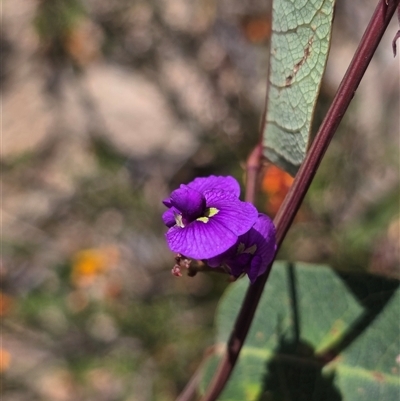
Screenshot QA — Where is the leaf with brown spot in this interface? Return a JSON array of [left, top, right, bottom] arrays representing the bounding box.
[[263, 0, 336, 176]]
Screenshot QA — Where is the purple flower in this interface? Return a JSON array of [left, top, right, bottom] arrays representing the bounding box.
[[162, 176, 258, 260], [207, 214, 276, 284]]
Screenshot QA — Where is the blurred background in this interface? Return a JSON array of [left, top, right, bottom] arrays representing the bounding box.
[[1, 0, 399, 400]]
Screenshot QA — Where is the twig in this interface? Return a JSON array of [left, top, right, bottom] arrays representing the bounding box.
[[198, 1, 400, 400], [244, 143, 263, 204], [176, 360, 205, 401]]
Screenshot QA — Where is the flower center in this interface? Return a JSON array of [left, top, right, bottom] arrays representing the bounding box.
[[237, 242, 257, 255], [174, 207, 220, 227], [196, 207, 219, 224]]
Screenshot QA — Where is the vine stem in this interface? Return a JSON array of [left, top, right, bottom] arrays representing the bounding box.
[[197, 1, 400, 400]]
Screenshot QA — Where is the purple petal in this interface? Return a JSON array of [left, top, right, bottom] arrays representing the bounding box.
[[187, 176, 240, 197], [247, 255, 263, 284], [207, 243, 237, 267], [207, 255, 225, 268], [166, 218, 239, 259], [248, 214, 276, 264], [170, 185, 205, 220], [208, 214, 276, 281], [162, 208, 177, 228], [162, 197, 172, 207], [243, 214, 276, 282], [204, 189, 258, 236], [229, 253, 252, 277]]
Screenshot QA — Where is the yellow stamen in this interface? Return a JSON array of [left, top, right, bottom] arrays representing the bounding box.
[[237, 243, 246, 254], [244, 244, 257, 255], [206, 207, 219, 217]]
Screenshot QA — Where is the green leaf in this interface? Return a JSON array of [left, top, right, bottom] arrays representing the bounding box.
[[200, 262, 400, 401], [263, 0, 335, 176]]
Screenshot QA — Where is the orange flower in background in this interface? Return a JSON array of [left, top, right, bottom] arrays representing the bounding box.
[[0, 348, 11, 372], [0, 292, 14, 317], [240, 15, 271, 43], [65, 19, 103, 66], [262, 164, 294, 216], [71, 246, 119, 288], [104, 281, 123, 301]]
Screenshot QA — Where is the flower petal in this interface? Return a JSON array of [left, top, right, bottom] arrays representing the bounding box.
[[204, 189, 258, 236], [247, 255, 263, 284], [170, 185, 205, 221], [206, 255, 224, 268], [209, 214, 276, 282], [206, 242, 237, 267], [187, 176, 240, 197], [248, 214, 276, 265], [162, 197, 172, 207], [229, 253, 252, 277], [162, 208, 177, 228], [242, 214, 276, 281], [166, 218, 238, 259]]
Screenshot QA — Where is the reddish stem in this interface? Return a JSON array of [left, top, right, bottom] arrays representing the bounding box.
[[199, 1, 400, 400], [244, 143, 262, 203]]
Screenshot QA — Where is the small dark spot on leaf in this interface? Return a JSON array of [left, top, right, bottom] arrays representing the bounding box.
[[285, 74, 293, 86]]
